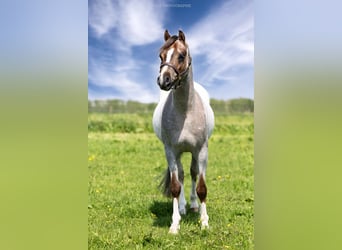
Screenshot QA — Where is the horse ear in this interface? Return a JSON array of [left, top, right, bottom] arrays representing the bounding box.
[[178, 30, 185, 42], [164, 30, 171, 41]]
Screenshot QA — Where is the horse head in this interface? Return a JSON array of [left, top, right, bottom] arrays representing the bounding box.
[[157, 30, 192, 91]]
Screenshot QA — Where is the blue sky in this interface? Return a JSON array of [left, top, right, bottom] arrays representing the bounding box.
[[88, 0, 253, 102]]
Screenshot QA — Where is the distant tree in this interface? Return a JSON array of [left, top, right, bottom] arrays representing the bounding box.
[[88, 98, 253, 114], [210, 99, 227, 114], [228, 98, 254, 113]]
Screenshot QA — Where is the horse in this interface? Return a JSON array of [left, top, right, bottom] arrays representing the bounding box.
[[152, 30, 215, 234]]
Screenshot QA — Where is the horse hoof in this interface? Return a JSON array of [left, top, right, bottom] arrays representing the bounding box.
[[190, 207, 199, 213], [201, 221, 209, 230], [179, 208, 186, 215], [169, 224, 180, 234]]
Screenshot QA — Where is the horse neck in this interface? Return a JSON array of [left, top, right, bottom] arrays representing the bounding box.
[[172, 66, 194, 113]]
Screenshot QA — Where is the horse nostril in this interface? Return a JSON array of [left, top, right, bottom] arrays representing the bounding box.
[[165, 76, 170, 84]]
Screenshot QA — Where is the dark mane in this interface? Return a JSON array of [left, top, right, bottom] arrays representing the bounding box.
[[159, 35, 178, 52]]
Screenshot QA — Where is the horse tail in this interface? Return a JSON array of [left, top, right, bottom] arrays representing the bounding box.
[[159, 168, 171, 197]]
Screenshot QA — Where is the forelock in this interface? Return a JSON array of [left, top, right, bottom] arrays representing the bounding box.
[[160, 35, 178, 53]]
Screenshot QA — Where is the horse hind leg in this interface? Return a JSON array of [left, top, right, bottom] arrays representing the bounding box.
[[177, 162, 186, 215], [190, 157, 199, 212]]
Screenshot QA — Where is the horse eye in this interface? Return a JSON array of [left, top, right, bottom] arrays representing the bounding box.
[[178, 54, 185, 62]]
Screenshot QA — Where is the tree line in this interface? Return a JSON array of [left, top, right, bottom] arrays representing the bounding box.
[[88, 98, 253, 115]]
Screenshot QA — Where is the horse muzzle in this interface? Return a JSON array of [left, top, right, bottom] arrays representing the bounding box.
[[157, 72, 176, 91]]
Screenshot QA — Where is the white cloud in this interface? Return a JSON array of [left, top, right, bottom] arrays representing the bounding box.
[[117, 0, 165, 46], [88, 61, 157, 102], [88, 0, 118, 37], [186, 0, 254, 88], [89, 0, 165, 47]]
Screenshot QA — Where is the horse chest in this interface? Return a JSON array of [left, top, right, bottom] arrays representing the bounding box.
[[162, 110, 206, 149]]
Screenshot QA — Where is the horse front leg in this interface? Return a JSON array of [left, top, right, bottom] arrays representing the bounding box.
[[196, 143, 209, 229], [165, 148, 182, 234], [170, 170, 181, 234], [197, 173, 209, 229]]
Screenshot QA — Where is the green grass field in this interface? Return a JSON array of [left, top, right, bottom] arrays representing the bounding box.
[[88, 113, 254, 249]]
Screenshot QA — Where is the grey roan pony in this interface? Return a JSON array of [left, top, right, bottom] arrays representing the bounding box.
[[153, 30, 215, 234]]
